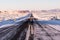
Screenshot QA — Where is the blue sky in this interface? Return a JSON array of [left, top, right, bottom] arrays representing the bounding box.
[[0, 0, 60, 10]]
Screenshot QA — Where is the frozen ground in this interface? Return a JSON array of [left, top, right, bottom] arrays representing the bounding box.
[[48, 24, 60, 31], [0, 13, 60, 40], [0, 13, 31, 27], [32, 12, 60, 20], [32, 12, 60, 31], [36, 20, 60, 31]]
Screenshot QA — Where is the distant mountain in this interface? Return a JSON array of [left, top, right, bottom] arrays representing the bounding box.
[[48, 9, 60, 12], [41, 10, 47, 12]]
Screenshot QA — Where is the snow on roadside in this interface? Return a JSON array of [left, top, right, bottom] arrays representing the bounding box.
[[0, 24, 15, 28], [48, 24, 60, 31], [37, 20, 60, 31], [0, 13, 31, 28]]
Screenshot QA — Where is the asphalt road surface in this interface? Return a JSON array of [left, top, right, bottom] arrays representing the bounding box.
[[0, 18, 60, 40]]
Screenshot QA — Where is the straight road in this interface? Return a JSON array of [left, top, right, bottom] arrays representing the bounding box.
[[0, 15, 60, 40]]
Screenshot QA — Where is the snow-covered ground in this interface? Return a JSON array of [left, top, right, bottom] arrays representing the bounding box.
[[37, 20, 60, 31], [48, 24, 60, 31], [0, 24, 15, 28], [0, 12, 60, 31], [0, 13, 31, 28], [32, 12, 60, 20], [0, 11, 29, 21], [32, 12, 60, 31], [37, 20, 60, 25]]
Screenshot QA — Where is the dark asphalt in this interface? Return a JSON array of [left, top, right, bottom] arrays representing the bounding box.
[[0, 19, 60, 40]]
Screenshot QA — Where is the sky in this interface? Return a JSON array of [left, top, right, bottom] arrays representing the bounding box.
[[0, 0, 60, 10]]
